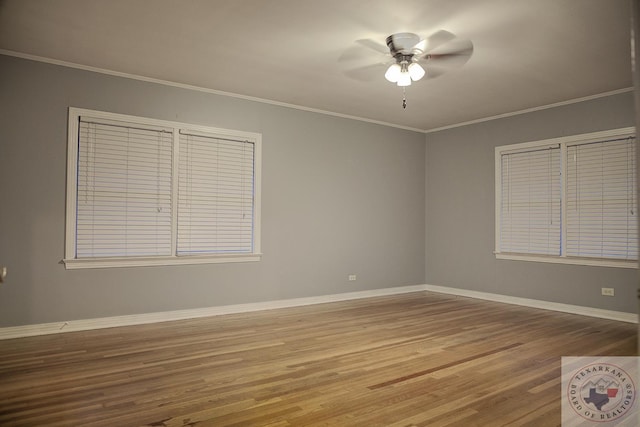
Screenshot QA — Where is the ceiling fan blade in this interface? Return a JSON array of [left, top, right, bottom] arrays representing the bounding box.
[[425, 37, 473, 56], [412, 30, 456, 54], [415, 34, 473, 79], [338, 38, 390, 64], [344, 62, 388, 82], [421, 63, 450, 79], [419, 52, 473, 79], [355, 38, 390, 55]]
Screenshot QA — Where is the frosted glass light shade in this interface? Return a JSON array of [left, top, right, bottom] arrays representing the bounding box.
[[408, 63, 425, 81], [397, 72, 412, 86], [384, 64, 401, 82]]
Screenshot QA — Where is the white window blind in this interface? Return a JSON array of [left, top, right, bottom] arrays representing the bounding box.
[[177, 132, 255, 255], [566, 137, 637, 260], [66, 108, 262, 269], [500, 147, 561, 255], [495, 128, 637, 267], [76, 118, 173, 258]]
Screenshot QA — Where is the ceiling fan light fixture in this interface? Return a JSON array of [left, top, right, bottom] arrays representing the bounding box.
[[362, 30, 473, 108], [408, 62, 425, 81], [396, 72, 412, 87], [384, 63, 401, 82]]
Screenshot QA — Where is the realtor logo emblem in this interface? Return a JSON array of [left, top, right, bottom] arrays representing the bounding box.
[[562, 357, 637, 426]]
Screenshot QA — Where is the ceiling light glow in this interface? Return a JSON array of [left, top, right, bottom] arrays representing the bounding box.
[[408, 63, 425, 81], [384, 64, 401, 83], [397, 72, 412, 87]]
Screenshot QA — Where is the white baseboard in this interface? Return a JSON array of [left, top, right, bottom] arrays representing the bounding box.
[[423, 284, 638, 324], [0, 285, 427, 340], [1, 283, 636, 340]]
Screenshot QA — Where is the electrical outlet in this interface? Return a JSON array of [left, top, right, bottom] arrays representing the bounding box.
[[348, 274, 357, 281], [601, 287, 615, 297]]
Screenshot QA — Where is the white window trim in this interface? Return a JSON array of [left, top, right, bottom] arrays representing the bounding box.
[[495, 127, 637, 269], [494, 253, 637, 269], [64, 107, 262, 269]]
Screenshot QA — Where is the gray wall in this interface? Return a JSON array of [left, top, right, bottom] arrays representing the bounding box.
[[425, 91, 638, 313], [1, 53, 636, 329], [0, 55, 426, 327]]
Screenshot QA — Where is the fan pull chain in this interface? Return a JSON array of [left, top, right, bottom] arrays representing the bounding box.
[[402, 87, 407, 109]]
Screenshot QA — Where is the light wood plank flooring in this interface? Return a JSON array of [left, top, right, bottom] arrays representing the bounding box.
[[0, 292, 637, 426]]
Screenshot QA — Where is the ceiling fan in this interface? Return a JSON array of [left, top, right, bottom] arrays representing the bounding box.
[[343, 30, 474, 108]]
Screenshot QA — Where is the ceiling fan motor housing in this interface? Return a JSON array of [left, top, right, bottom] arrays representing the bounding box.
[[386, 32, 424, 59]]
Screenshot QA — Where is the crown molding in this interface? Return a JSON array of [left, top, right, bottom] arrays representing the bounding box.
[[0, 50, 632, 135], [424, 87, 634, 133], [0, 49, 425, 133]]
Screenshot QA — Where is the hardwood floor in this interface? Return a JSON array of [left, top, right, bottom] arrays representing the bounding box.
[[0, 292, 636, 426]]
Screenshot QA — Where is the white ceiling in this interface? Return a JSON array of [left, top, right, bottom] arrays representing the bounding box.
[[0, 0, 633, 132]]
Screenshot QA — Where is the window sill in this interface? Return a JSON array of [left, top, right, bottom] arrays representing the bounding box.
[[63, 253, 262, 269], [495, 253, 637, 269]]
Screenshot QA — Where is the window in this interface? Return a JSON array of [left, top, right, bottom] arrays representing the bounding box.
[[495, 128, 636, 268], [64, 108, 261, 269]]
